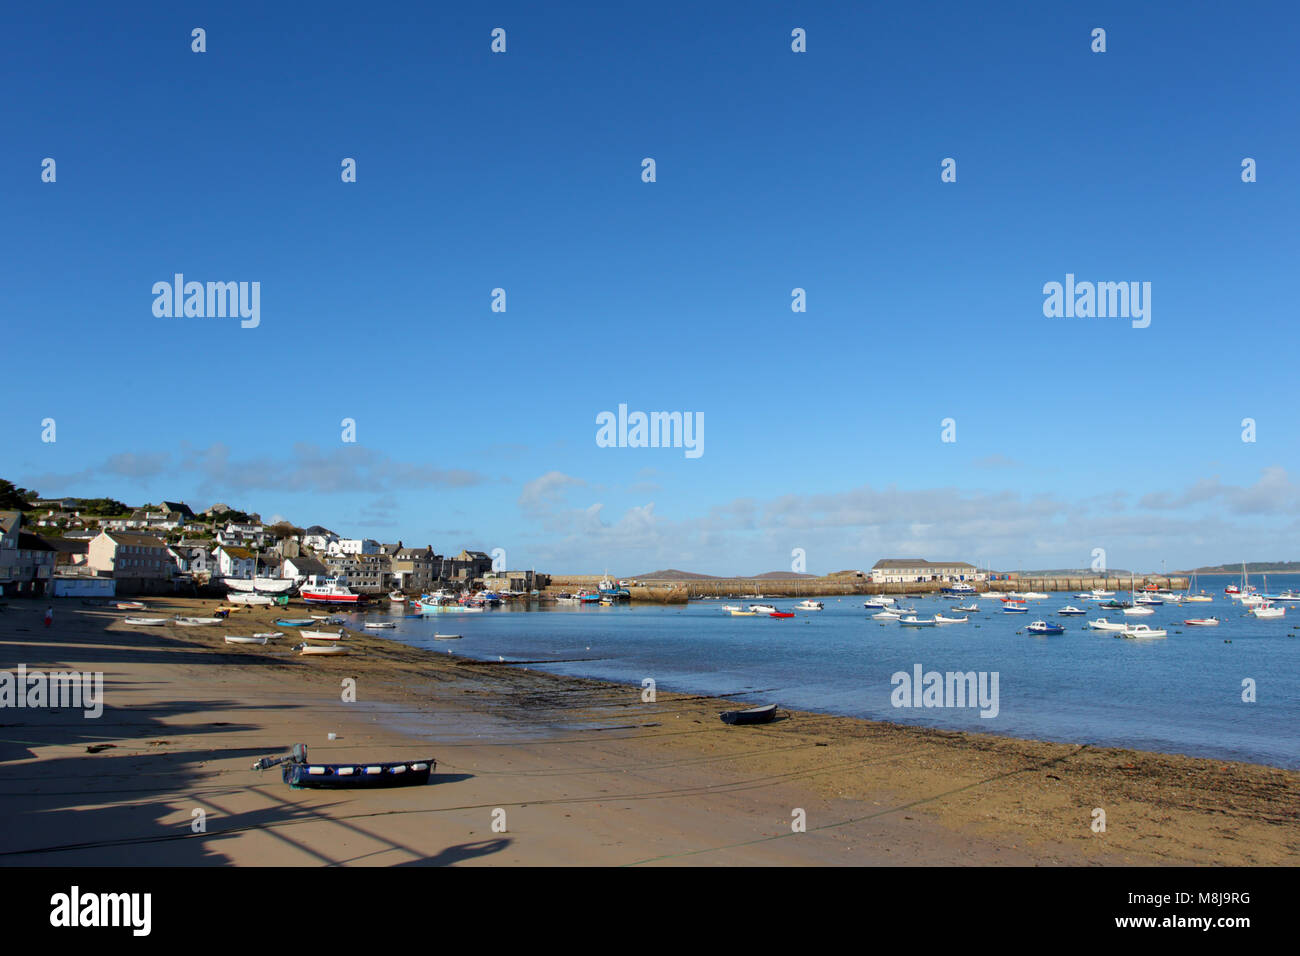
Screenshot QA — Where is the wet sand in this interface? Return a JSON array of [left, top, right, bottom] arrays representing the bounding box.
[[1, 597, 1296, 866]]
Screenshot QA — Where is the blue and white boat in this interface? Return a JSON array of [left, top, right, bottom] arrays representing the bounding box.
[[1026, 620, 1065, 635], [1003, 602, 1029, 613]]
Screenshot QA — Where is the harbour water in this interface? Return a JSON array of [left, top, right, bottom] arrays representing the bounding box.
[[348, 573, 1300, 769]]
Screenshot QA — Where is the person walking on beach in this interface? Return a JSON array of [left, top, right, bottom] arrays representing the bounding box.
[[44, 607, 53, 628]]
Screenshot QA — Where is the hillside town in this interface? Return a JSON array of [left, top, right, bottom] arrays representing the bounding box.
[[0, 483, 544, 599]]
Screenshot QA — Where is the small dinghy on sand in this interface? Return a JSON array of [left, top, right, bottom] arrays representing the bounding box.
[[298, 643, 349, 656], [720, 703, 778, 726], [225, 635, 268, 645], [253, 744, 435, 789], [301, 629, 345, 641], [176, 616, 222, 626], [124, 617, 167, 626]]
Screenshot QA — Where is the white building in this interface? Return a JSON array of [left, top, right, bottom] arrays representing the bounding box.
[[870, 559, 985, 584], [214, 546, 256, 580], [328, 538, 381, 557]]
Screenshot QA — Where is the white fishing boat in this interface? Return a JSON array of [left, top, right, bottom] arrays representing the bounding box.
[[253, 632, 284, 639], [1120, 624, 1167, 639], [389, 590, 406, 603], [175, 616, 222, 626], [954, 603, 979, 613], [299, 644, 348, 655], [1089, 619, 1128, 631], [226, 577, 296, 594], [872, 610, 902, 620], [433, 633, 462, 640], [363, 621, 397, 629], [748, 604, 778, 615], [301, 629, 345, 641], [1026, 620, 1065, 635], [1021, 591, 1050, 601], [721, 604, 742, 612], [1057, 605, 1086, 615], [1135, 594, 1163, 606], [1183, 617, 1219, 626], [123, 617, 167, 626], [300, 576, 362, 605], [796, 600, 824, 611], [1251, 603, 1285, 619], [224, 635, 268, 645], [898, 615, 937, 627], [1122, 605, 1155, 616], [933, 613, 968, 623], [1002, 602, 1029, 613], [1091, 589, 1115, 598]]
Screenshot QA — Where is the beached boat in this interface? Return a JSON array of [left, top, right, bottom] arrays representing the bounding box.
[[253, 631, 284, 639], [175, 616, 222, 626], [123, 617, 166, 626], [300, 577, 362, 604], [253, 744, 434, 789], [1057, 605, 1086, 615], [274, 618, 316, 627], [363, 621, 396, 629], [226, 577, 295, 594], [719, 703, 778, 726], [796, 600, 824, 611], [301, 629, 345, 641], [1026, 620, 1065, 635], [227, 592, 275, 606], [116, 601, 146, 610], [1183, 617, 1219, 626], [224, 635, 268, 645], [934, 613, 968, 623], [899, 615, 937, 627], [1089, 619, 1128, 631], [298, 644, 349, 655], [1120, 624, 1167, 639]]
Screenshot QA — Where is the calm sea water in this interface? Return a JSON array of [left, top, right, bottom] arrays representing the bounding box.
[[345, 573, 1300, 768]]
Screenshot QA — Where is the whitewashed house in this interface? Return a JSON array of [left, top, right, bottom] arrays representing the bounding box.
[[214, 545, 256, 580]]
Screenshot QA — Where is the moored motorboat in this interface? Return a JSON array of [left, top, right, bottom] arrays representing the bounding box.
[[719, 703, 778, 725], [796, 600, 823, 611], [1026, 620, 1065, 635], [1089, 619, 1128, 631], [1002, 602, 1028, 613], [1250, 603, 1285, 619], [899, 615, 937, 627], [1123, 605, 1155, 616], [934, 613, 968, 623], [872, 610, 902, 619], [1057, 605, 1086, 615], [954, 603, 979, 613], [769, 611, 795, 618], [363, 621, 396, 629], [1183, 617, 1219, 626], [748, 604, 778, 615], [1120, 624, 1167, 639]]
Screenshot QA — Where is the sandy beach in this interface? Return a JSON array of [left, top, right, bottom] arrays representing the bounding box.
[[1, 597, 1296, 866]]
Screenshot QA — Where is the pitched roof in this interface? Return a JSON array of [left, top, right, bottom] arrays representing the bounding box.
[[0, 511, 21, 535], [103, 531, 168, 548], [42, 536, 88, 554], [161, 501, 195, 517], [217, 545, 254, 559], [285, 555, 327, 575], [872, 558, 976, 569], [18, 532, 56, 551]]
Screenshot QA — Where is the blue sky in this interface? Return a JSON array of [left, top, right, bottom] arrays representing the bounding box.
[[4, 1, 1298, 574]]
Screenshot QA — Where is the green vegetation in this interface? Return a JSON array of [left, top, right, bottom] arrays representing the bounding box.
[[0, 480, 37, 511]]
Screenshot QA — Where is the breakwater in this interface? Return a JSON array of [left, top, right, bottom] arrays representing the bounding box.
[[548, 575, 1190, 602]]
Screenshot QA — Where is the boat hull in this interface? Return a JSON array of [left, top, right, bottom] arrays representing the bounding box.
[[720, 704, 778, 726], [284, 758, 435, 789]]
